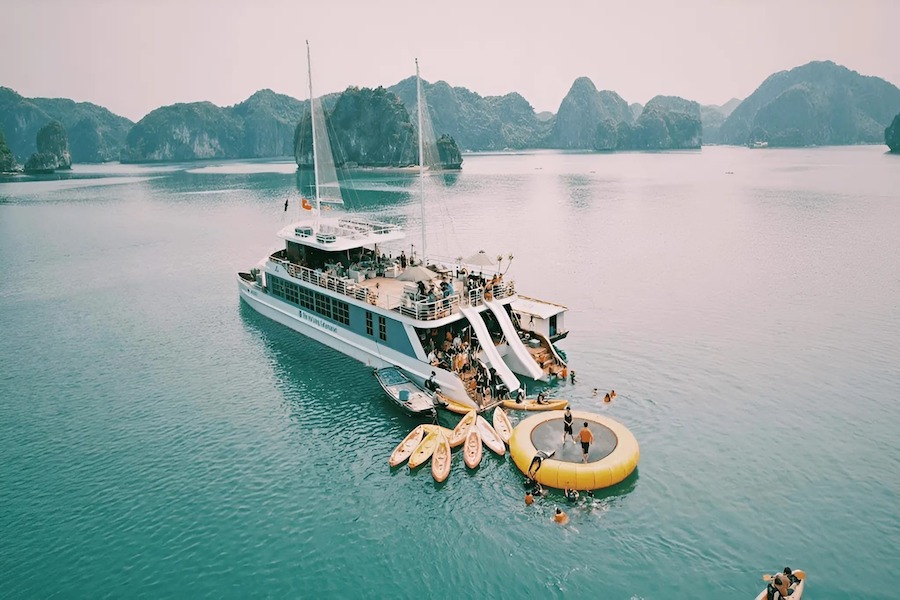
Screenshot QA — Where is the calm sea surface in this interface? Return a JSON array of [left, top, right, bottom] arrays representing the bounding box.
[[1, 147, 899, 599]]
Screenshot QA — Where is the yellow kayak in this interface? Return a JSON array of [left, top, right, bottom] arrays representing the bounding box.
[[755, 570, 805, 600], [431, 433, 452, 483], [408, 429, 439, 469], [389, 425, 425, 467], [464, 428, 482, 469], [502, 398, 568, 411], [492, 407, 512, 444], [476, 415, 506, 455], [422, 424, 454, 437], [437, 393, 478, 415], [449, 410, 477, 448]]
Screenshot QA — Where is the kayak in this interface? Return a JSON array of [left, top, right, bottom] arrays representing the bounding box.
[[502, 398, 569, 411], [449, 410, 477, 448], [476, 415, 506, 456], [408, 429, 439, 469], [389, 425, 425, 467], [437, 394, 478, 415], [492, 407, 513, 444], [431, 433, 452, 483], [463, 428, 482, 469], [422, 424, 454, 437], [754, 570, 806, 600]]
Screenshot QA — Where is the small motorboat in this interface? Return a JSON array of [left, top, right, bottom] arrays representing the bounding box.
[[374, 367, 437, 415]]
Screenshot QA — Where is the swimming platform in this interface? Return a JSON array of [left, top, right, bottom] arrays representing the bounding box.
[[509, 410, 639, 491]]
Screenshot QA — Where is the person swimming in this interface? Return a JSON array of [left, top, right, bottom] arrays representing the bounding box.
[[527, 450, 555, 477], [553, 507, 569, 524], [564, 488, 579, 502]]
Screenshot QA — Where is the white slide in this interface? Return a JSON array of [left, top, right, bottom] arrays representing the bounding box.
[[459, 306, 521, 393], [484, 299, 545, 380]]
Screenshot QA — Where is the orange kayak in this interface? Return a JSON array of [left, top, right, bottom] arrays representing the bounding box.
[[408, 429, 439, 469], [431, 433, 452, 482], [492, 407, 512, 444], [449, 410, 477, 448], [463, 428, 482, 469], [476, 415, 505, 455], [389, 425, 425, 467], [422, 424, 454, 437]]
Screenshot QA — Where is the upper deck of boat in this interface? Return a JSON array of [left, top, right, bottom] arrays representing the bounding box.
[[267, 250, 515, 324]]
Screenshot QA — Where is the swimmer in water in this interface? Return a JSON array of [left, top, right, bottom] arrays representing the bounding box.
[[553, 507, 569, 525]]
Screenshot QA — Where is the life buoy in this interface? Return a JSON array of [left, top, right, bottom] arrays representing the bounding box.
[[301, 198, 313, 211]]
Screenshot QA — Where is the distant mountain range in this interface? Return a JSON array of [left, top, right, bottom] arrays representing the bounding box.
[[2, 60, 899, 169]]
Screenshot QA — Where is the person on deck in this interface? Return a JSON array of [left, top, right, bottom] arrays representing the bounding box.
[[400, 251, 407, 269]]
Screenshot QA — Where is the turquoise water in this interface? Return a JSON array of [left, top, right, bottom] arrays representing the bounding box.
[[1, 147, 899, 598]]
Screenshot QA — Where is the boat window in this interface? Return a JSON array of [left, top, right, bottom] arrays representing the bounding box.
[[366, 312, 373, 336], [378, 316, 387, 341]]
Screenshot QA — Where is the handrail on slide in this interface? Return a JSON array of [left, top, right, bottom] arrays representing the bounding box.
[[484, 299, 544, 380], [459, 306, 520, 393]]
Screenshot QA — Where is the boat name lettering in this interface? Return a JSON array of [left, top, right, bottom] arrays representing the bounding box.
[[299, 310, 338, 332]]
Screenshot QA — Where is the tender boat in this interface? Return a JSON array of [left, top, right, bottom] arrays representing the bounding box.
[[237, 44, 571, 414], [374, 367, 437, 415], [431, 433, 451, 482], [389, 425, 425, 467], [463, 428, 482, 468]]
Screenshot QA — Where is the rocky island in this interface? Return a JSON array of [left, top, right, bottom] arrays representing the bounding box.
[[0, 127, 17, 173], [720, 61, 900, 147], [886, 114, 900, 153], [294, 86, 462, 169], [24, 121, 71, 173]]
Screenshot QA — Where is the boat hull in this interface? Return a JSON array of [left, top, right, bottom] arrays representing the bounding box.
[[238, 275, 475, 405]]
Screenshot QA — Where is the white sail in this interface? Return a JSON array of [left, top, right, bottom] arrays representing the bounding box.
[[416, 74, 443, 171], [306, 42, 343, 206]]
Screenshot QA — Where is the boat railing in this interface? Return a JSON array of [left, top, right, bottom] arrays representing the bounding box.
[[464, 281, 516, 307], [269, 253, 459, 321], [396, 294, 460, 320]]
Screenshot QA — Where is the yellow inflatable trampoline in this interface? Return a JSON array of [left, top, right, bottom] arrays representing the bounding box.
[[509, 410, 639, 491]]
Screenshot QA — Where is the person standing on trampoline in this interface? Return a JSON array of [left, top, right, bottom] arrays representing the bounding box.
[[578, 422, 594, 463], [562, 406, 574, 444]]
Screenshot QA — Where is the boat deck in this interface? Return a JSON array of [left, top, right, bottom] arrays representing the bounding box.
[[269, 253, 516, 322]]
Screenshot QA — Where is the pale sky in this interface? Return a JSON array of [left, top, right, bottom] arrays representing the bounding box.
[[3, 0, 898, 122]]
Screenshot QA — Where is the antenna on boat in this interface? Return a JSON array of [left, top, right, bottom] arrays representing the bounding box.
[[416, 58, 426, 265], [306, 40, 321, 226]]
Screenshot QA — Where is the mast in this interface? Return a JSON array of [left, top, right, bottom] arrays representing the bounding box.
[[306, 41, 321, 221], [416, 58, 426, 265]]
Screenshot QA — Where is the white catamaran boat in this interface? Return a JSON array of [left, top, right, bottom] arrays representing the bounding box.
[[238, 43, 570, 410]]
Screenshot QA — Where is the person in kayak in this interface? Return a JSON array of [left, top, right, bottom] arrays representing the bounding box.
[[536, 390, 548, 405], [782, 567, 800, 586]]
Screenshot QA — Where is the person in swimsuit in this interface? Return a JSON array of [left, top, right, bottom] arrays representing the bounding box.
[[553, 507, 569, 525], [578, 422, 594, 463], [564, 487, 579, 502], [528, 450, 553, 477], [562, 406, 574, 444]]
